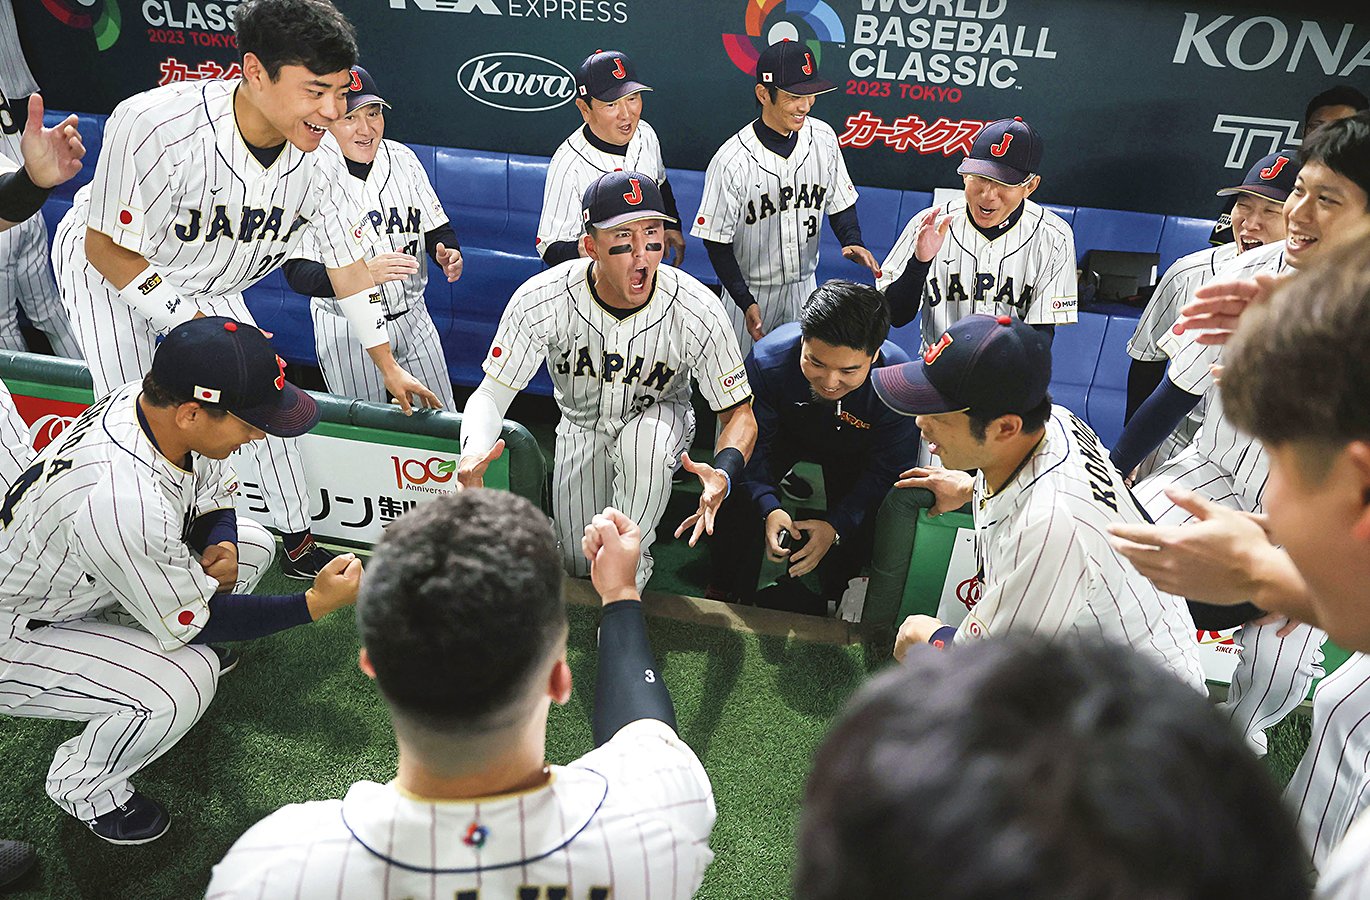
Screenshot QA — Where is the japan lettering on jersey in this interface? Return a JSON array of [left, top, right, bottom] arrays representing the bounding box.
[[484, 259, 751, 433], [879, 197, 1077, 347], [537, 121, 667, 255], [1156, 241, 1287, 507], [961, 406, 1204, 686], [78, 80, 365, 298], [295, 136, 448, 317], [205, 719, 716, 899], [0, 383, 230, 649], [692, 117, 858, 288], [1128, 242, 1239, 362]]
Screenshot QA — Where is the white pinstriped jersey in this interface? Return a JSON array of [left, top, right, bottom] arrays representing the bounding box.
[[962, 406, 1203, 686], [1128, 243, 1239, 362], [0, 0, 37, 103], [0, 375, 29, 489], [206, 719, 716, 899], [484, 259, 752, 433], [537, 122, 666, 256], [0, 383, 231, 649], [879, 197, 1078, 347], [75, 79, 364, 305], [1157, 242, 1287, 509], [295, 135, 448, 317], [1318, 807, 1370, 898], [691, 117, 858, 288]]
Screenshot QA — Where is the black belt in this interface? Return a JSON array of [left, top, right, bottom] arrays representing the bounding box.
[[26, 619, 51, 630], [385, 308, 411, 321]]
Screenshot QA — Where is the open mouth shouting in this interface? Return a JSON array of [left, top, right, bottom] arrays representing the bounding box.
[[629, 265, 650, 293]]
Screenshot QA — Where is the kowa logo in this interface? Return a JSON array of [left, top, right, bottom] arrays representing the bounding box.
[[457, 53, 575, 112]]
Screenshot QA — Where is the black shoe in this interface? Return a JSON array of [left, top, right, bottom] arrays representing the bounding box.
[[280, 535, 335, 580], [780, 470, 813, 501], [754, 579, 828, 617], [0, 839, 36, 888], [86, 793, 170, 845], [210, 645, 239, 675]]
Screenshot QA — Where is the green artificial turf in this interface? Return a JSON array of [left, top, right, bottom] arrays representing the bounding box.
[[0, 563, 875, 899]]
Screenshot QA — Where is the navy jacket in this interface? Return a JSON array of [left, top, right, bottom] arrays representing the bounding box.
[[741, 322, 919, 537]]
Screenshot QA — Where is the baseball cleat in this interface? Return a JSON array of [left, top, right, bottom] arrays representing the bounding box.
[[210, 645, 240, 675], [280, 536, 336, 580], [0, 839, 36, 888], [86, 793, 170, 845]]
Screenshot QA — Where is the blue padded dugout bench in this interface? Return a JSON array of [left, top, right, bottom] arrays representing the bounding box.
[[40, 108, 1207, 448]]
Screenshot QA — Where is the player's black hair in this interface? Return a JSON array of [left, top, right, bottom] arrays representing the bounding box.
[[234, 0, 357, 80], [1304, 85, 1370, 130], [966, 394, 1052, 441], [356, 490, 567, 733], [140, 372, 228, 417], [795, 637, 1312, 900], [1298, 111, 1370, 208], [756, 84, 780, 108], [800, 280, 890, 356]]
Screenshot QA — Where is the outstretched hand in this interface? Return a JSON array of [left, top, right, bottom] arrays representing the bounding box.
[[19, 94, 84, 190], [457, 438, 505, 489], [913, 205, 952, 263], [673, 451, 729, 547]]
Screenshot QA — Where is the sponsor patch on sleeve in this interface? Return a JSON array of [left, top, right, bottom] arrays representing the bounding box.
[[1050, 296, 1078, 313], [350, 213, 370, 242], [718, 365, 747, 393]]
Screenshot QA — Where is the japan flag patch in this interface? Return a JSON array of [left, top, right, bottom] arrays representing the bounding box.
[[115, 204, 145, 237]]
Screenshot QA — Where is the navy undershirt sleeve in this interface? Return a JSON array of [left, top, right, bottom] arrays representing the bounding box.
[[1109, 378, 1203, 476], [702, 239, 757, 311], [424, 222, 460, 261], [884, 257, 931, 328], [592, 600, 677, 746], [1126, 359, 1167, 421], [283, 258, 335, 298], [185, 508, 237, 553], [189, 592, 311, 644], [828, 205, 864, 248], [542, 240, 581, 268], [660, 179, 683, 232]]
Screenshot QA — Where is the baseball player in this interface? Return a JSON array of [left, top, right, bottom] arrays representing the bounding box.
[[50, 0, 441, 580], [879, 116, 1077, 346], [0, 90, 83, 486], [1123, 151, 1296, 482], [798, 639, 1311, 900], [1112, 113, 1370, 865], [536, 49, 684, 267], [284, 65, 459, 410], [208, 492, 714, 898], [876, 314, 1203, 687], [693, 39, 878, 355], [0, 317, 361, 843], [0, 0, 81, 359], [459, 171, 756, 590], [1104, 237, 1370, 893]]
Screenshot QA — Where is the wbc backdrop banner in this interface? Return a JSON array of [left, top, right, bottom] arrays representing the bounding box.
[[16, 0, 1370, 217]]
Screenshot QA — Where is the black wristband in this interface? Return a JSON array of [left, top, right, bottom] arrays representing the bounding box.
[[0, 167, 52, 224], [713, 446, 745, 498]]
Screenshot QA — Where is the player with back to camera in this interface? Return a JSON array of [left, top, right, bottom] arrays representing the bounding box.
[[50, 0, 442, 581], [207, 491, 715, 898], [796, 637, 1311, 900]]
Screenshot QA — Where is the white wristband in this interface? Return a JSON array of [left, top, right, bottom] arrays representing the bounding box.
[[337, 288, 389, 349], [118, 269, 194, 333]]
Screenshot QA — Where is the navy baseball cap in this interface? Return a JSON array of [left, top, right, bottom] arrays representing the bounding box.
[[873, 314, 1052, 418], [151, 317, 321, 438], [576, 50, 652, 103], [345, 66, 389, 115], [957, 117, 1044, 186], [1216, 151, 1301, 202], [755, 40, 834, 96], [582, 170, 676, 230]]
